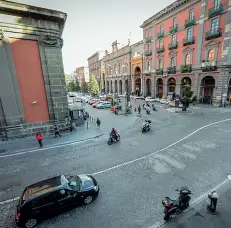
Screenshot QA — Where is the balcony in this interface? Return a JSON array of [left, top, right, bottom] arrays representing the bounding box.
[[205, 28, 222, 40], [201, 61, 217, 72], [145, 50, 152, 56], [156, 68, 164, 75], [157, 32, 164, 39], [183, 36, 195, 46], [168, 42, 178, 50], [169, 25, 178, 34], [181, 64, 192, 73], [156, 46, 165, 53], [167, 66, 176, 74], [145, 37, 152, 43], [184, 17, 196, 28], [208, 4, 223, 19]]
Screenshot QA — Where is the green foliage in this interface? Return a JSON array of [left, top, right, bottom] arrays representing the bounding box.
[[180, 84, 194, 111], [90, 75, 100, 97], [66, 78, 81, 92], [81, 79, 89, 93]]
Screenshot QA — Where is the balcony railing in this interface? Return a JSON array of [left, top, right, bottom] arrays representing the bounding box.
[[208, 4, 223, 19], [205, 28, 222, 40], [156, 46, 165, 53], [184, 17, 196, 28], [181, 64, 192, 73], [145, 50, 152, 56], [145, 37, 152, 43], [201, 61, 217, 72], [157, 31, 164, 39], [156, 68, 164, 75], [167, 66, 176, 74], [169, 25, 178, 34], [183, 36, 195, 46], [168, 42, 178, 50]]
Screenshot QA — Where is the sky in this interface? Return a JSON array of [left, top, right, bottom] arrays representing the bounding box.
[[12, 0, 174, 73]]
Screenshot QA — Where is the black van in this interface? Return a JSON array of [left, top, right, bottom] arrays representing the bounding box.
[[16, 174, 99, 228]]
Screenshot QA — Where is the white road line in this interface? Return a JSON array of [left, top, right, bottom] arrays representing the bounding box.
[[0, 118, 231, 206], [0, 133, 104, 159]]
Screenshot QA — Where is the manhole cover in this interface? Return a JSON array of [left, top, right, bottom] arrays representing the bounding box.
[[131, 141, 140, 146]]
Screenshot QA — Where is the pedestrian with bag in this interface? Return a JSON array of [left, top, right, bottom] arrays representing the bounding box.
[[96, 118, 101, 129], [36, 132, 43, 148]]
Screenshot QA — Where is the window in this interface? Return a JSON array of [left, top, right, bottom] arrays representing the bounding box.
[[172, 34, 176, 43], [148, 30, 151, 38], [147, 62, 150, 71], [211, 18, 219, 33], [147, 44, 150, 51], [173, 17, 177, 27], [159, 59, 163, 68], [185, 54, 191, 65], [208, 49, 215, 61], [159, 39, 163, 48], [118, 63, 120, 73], [171, 57, 175, 66], [187, 27, 193, 40], [160, 24, 164, 33], [189, 9, 194, 20], [32, 193, 55, 208], [214, 0, 220, 9]]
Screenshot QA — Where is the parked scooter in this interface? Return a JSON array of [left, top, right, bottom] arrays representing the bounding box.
[[162, 186, 192, 221], [141, 120, 151, 133]]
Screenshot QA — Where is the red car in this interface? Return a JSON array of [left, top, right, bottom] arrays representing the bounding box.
[[89, 99, 99, 105]]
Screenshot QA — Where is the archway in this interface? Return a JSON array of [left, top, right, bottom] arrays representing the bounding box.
[[119, 80, 122, 94], [228, 79, 231, 98], [167, 77, 176, 93], [180, 77, 192, 97], [200, 76, 215, 104], [135, 79, 141, 96], [134, 66, 141, 76], [106, 81, 109, 94], [125, 79, 128, 94], [156, 78, 163, 98], [110, 81, 113, 93], [115, 80, 118, 93], [146, 79, 151, 97]]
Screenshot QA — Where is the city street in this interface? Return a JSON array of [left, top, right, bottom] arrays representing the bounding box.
[[1, 106, 231, 228]]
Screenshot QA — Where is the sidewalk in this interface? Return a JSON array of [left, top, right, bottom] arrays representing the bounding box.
[[0, 123, 103, 155], [162, 186, 231, 228]]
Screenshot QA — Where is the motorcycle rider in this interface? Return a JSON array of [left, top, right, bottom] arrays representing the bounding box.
[[142, 120, 151, 130], [110, 127, 119, 141]]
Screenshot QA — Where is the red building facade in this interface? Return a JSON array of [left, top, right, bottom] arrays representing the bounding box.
[[76, 66, 85, 82], [141, 0, 231, 105]]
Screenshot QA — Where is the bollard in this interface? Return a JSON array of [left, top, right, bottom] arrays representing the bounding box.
[[87, 122, 88, 129], [207, 191, 218, 215]]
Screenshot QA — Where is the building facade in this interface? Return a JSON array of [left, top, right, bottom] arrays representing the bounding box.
[[141, 0, 231, 104], [130, 41, 144, 96], [0, 1, 68, 138], [87, 51, 104, 91], [75, 66, 89, 84], [99, 58, 105, 92], [104, 41, 131, 95]]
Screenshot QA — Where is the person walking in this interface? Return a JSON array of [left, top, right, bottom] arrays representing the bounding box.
[[96, 118, 101, 129], [54, 125, 62, 137], [36, 132, 43, 148], [138, 105, 141, 114]]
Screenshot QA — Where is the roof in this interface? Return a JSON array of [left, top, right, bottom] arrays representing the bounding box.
[[0, 0, 67, 34], [23, 175, 69, 201]]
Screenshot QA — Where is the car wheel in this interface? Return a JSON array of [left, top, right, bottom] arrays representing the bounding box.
[[83, 195, 93, 205], [24, 218, 38, 228]]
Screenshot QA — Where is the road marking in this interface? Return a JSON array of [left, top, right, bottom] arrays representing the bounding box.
[[148, 175, 231, 228], [92, 118, 231, 176], [0, 118, 231, 206], [0, 133, 104, 159]]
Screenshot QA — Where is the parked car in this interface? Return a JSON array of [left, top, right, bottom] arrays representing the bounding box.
[[145, 97, 155, 102], [88, 99, 99, 105], [16, 174, 99, 228], [96, 102, 111, 109], [92, 101, 104, 108]]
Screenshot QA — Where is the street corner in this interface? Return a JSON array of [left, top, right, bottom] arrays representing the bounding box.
[[0, 201, 18, 228]]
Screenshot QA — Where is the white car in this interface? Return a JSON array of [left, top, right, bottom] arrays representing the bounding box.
[[145, 97, 155, 102]]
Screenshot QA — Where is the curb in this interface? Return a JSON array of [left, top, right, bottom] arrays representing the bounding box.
[[0, 131, 104, 157]]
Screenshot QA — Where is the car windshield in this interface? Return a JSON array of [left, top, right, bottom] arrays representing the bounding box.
[[67, 176, 81, 191]]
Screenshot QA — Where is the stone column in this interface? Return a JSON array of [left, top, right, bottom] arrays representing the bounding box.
[[39, 35, 68, 122], [192, 74, 199, 99], [215, 70, 229, 103]]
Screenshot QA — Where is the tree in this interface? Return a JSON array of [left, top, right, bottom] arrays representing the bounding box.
[[90, 75, 100, 97], [180, 84, 196, 111], [66, 78, 81, 92], [81, 79, 89, 93]]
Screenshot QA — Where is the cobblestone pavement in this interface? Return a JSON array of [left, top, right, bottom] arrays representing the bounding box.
[[1, 111, 231, 228]]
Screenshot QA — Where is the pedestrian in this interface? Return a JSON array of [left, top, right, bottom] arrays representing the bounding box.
[[36, 132, 43, 148], [54, 125, 61, 138], [138, 105, 141, 114], [96, 118, 101, 129]]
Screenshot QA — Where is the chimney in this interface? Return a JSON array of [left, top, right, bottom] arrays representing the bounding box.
[[112, 40, 118, 53]]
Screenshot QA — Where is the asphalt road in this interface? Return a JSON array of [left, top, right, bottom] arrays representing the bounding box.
[[1, 106, 231, 228]]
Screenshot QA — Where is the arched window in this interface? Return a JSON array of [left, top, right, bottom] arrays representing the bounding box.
[[208, 49, 215, 62], [171, 57, 175, 66], [185, 54, 191, 65]]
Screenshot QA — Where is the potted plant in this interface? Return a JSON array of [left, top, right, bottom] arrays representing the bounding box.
[[180, 84, 194, 111]]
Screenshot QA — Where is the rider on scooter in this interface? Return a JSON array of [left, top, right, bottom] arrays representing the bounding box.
[[110, 127, 119, 141]]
